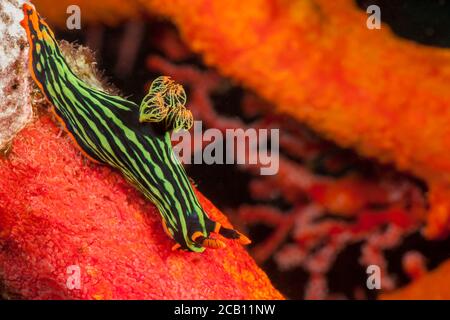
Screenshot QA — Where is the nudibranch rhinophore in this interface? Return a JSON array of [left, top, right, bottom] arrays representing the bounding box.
[[20, 3, 250, 252]]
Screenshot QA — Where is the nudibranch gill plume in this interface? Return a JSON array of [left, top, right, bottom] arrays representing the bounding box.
[[20, 3, 250, 252]]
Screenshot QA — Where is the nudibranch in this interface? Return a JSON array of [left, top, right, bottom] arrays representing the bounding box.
[[20, 3, 250, 252]]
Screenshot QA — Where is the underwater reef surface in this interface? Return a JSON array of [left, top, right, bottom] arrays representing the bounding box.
[[17, 0, 450, 299], [0, 0, 32, 150], [0, 114, 282, 299]]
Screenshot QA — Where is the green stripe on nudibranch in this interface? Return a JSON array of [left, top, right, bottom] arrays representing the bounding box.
[[21, 3, 250, 252]]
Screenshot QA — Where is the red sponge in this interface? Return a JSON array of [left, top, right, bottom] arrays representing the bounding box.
[[0, 115, 282, 299]]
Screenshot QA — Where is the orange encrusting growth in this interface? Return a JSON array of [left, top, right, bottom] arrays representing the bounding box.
[[0, 115, 283, 299], [380, 259, 450, 300]]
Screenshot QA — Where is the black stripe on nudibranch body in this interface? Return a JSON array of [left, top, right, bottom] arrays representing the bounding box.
[[21, 3, 251, 252]]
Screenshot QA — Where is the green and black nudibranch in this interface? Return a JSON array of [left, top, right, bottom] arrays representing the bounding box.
[[21, 3, 250, 252]]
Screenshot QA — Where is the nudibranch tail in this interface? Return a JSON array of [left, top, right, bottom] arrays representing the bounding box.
[[21, 4, 251, 252], [21, 3, 58, 94], [21, 3, 107, 164]]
